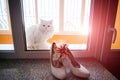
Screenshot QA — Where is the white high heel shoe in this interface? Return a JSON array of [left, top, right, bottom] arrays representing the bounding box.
[[50, 42, 90, 79], [70, 64, 90, 78], [50, 42, 67, 79], [66, 48, 90, 78]]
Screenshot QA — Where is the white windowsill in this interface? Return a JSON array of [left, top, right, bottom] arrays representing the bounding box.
[[0, 44, 86, 50], [0, 44, 14, 50]]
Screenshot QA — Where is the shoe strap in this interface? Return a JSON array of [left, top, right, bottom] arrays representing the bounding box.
[[67, 49, 80, 68]]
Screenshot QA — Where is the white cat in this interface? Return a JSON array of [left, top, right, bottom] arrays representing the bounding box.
[[26, 19, 54, 50]]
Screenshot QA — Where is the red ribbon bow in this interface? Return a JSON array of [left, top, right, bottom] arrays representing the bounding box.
[[57, 44, 68, 55]]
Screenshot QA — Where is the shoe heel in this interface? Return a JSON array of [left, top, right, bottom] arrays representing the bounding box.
[[50, 42, 67, 79]]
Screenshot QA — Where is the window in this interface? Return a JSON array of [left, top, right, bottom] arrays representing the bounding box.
[[23, 0, 91, 34], [0, 0, 11, 34], [0, 0, 14, 50], [22, 0, 91, 50], [64, 0, 91, 35], [0, 0, 98, 58], [23, 0, 59, 32]]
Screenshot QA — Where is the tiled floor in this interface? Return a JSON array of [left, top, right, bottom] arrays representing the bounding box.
[[0, 58, 118, 80]]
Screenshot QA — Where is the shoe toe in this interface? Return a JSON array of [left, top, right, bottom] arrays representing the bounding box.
[[51, 65, 67, 79], [72, 64, 90, 78]]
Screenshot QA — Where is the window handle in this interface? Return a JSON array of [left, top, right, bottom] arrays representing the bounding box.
[[108, 26, 117, 43]]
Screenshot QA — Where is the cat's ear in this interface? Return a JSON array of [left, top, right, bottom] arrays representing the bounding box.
[[40, 19, 44, 22], [49, 20, 53, 24]]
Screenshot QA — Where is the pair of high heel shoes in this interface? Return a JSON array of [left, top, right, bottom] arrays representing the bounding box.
[[50, 42, 90, 79]]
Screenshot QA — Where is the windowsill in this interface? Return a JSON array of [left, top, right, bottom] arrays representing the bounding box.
[[0, 44, 14, 50], [0, 44, 86, 50], [68, 44, 87, 50]]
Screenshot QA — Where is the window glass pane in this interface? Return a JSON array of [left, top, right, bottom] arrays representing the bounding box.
[[63, 0, 91, 50], [64, 0, 91, 35], [37, 0, 59, 32], [64, 0, 82, 32], [23, 0, 59, 50], [22, 0, 36, 30], [0, 0, 14, 50], [23, 0, 59, 32], [0, 0, 8, 30]]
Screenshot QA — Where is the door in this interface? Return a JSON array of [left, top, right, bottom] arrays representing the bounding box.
[[100, 0, 120, 79]]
